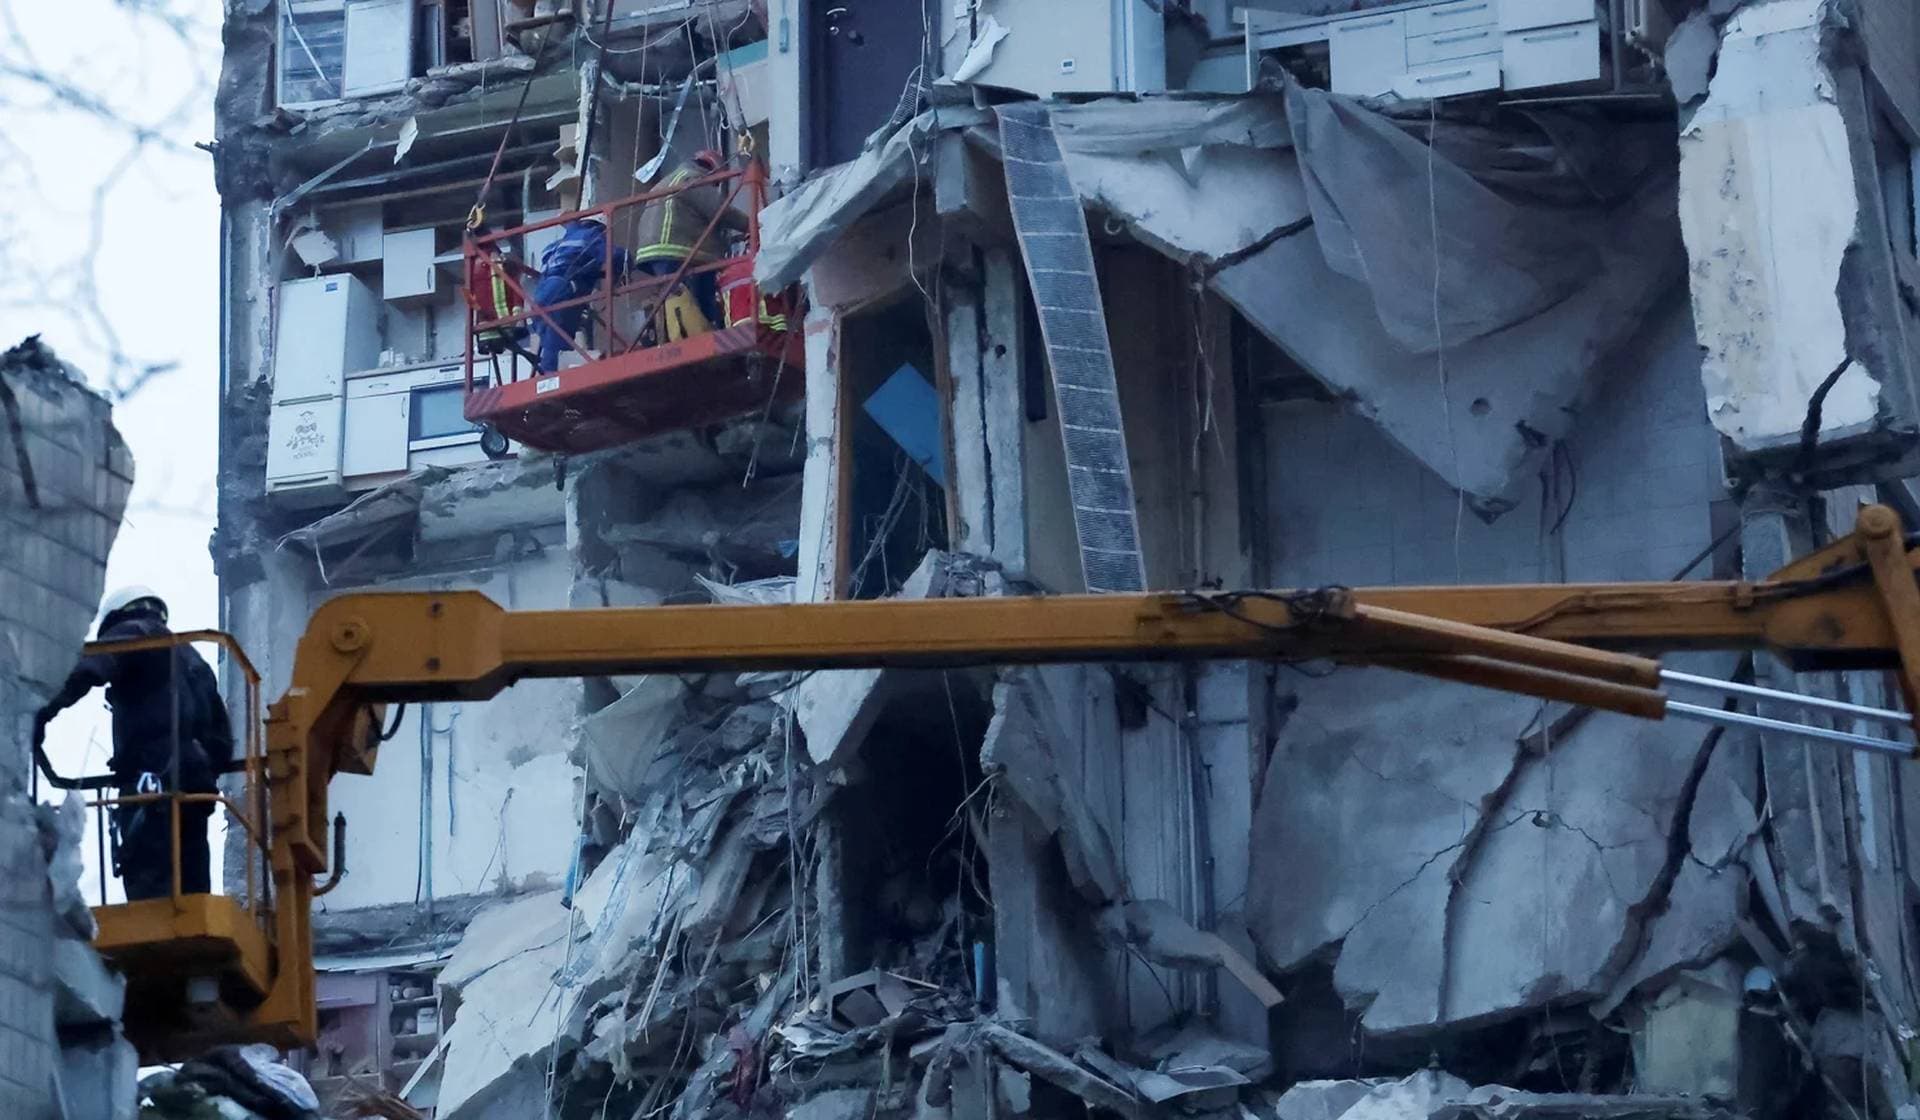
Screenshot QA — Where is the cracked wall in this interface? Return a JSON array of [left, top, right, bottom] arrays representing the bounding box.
[[199, 3, 1920, 1116], [1, 339, 137, 1120], [1247, 296, 1747, 1037]]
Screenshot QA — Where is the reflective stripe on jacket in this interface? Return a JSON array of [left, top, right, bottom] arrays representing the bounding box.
[[634, 163, 744, 264]]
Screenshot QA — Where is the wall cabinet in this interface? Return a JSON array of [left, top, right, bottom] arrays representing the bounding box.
[[383, 227, 440, 303], [1282, 0, 1603, 101], [1502, 20, 1601, 90], [1498, 0, 1593, 32], [1328, 12, 1407, 97]]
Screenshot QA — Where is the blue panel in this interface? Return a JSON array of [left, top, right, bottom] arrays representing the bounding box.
[[861, 364, 947, 487]]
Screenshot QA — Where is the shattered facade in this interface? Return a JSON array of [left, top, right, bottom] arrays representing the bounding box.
[[211, 1, 1920, 1118], [3, 338, 139, 1119]]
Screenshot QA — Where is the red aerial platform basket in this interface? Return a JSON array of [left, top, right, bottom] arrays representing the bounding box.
[[461, 158, 804, 454]]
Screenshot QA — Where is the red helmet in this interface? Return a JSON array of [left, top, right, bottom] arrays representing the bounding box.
[[692, 148, 724, 171]]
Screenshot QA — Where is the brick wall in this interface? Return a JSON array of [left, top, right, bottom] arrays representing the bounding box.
[[0, 338, 132, 1118]]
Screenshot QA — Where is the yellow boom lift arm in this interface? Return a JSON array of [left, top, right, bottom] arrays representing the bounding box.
[[81, 504, 1920, 1058]]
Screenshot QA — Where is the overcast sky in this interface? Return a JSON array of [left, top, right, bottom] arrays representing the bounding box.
[[3, 0, 219, 902]]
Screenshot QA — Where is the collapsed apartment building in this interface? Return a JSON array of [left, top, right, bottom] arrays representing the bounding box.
[[205, 0, 1920, 1117], [2, 338, 141, 1117]]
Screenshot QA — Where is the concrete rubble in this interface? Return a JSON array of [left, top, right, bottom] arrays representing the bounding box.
[[204, 1, 1920, 1118], [2, 338, 136, 1119]]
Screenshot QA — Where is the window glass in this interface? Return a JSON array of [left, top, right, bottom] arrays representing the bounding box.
[[280, 4, 346, 106], [410, 383, 479, 441]]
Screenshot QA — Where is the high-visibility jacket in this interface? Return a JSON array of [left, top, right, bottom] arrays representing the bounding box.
[[466, 250, 529, 337], [634, 161, 747, 265]]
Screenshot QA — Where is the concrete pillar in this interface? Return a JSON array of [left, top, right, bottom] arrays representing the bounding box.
[[1680, 0, 1920, 461], [763, 0, 808, 188], [795, 301, 842, 603]]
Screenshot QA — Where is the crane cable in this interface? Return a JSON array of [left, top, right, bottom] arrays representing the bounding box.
[[467, 9, 573, 232], [565, 0, 624, 210]]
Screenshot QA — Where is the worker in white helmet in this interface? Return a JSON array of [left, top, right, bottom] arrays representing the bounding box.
[[33, 587, 233, 900]]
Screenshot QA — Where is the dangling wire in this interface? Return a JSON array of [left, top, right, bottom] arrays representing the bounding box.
[[469, 5, 568, 230]]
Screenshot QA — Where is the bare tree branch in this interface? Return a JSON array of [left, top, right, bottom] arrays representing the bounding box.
[[0, 0, 214, 394]]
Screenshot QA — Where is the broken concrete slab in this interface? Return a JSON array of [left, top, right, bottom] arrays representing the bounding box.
[[57, 1029, 138, 1120], [577, 675, 688, 800], [681, 821, 758, 938], [1252, 650, 1757, 1038], [436, 891, 577, 1119], [1599, 730, 1760, 1013], [980, 1023, 1139, 1119], [1437, 654, 1746, 1030], [1096, 898, 1283, 1008], [793, 666, 900, 772], [1248, 670, 1539, 1030], [1276, 1079, 1376, 1120], [437, 889, 571, 1012], [1339, 1070, 1474, 1120], [821, 970, 916, 1029], [417, 456, 565, 542], [599, 474, 801, 573], [1138, 1022, 1273, 1083], [1679, 0, 1882, 453], [1664, 11, 1719, 106], [40, 793, 94, 939], [567, 835, 688, 987], [1077, 1043, 1248, 1110], [792, 551, 962, 770], [757, 107, 992, 289], [1211, 181, 1681, 509], [1278, 1075, 1726, 1120], [1430, 1086, 1736, 1119], [791, 1087, 877, 1120], [51, 936, 125, 1027], [982, 671, 1124, 904], [1063, 143, 1309, 268]]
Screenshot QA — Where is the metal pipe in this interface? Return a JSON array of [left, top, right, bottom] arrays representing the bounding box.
[[313, 814, 348, 898], [1608, 0, 1625, 92], [1666, 701, 1915, 758], [1380, 654, 1668, 719], [169, 644, 182, 902], [96, 801, 107, 905], [1355, 603, 1663, 689], [1661, 669, 1914, 727]]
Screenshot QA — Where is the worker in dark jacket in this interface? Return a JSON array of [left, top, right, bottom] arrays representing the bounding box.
[[34, 587, 234, 900], [633, 149, 745, 332], [530, 215, 630, 373]]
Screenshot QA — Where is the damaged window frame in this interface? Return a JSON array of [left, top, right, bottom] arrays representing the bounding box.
[[277, 0, 348, 110], [1873, 104, 1920, 262], [277, 0, 504, 111]]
